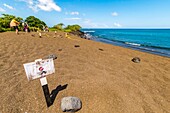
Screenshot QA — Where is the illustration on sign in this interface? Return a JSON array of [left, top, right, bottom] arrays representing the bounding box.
[[23, 59, 55, 81]]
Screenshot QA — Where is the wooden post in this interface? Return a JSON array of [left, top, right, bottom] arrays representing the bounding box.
[[40, 77, 52, 107]]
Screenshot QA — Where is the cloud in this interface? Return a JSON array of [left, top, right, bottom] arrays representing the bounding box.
[[70, 12, 79, 15], [0, 7, 6, 12], [82, 19, 110, 28], [88, 23, 109, 28], [37, 0, 61, 11], [65, 11, 80, 15], [111, 12, 118, 16], [64, 17, 81, 20], [84, 19, 91, 24], [19, 0, 61, 12], [3, 3, 14, 10], [113, 22, 122, 27]]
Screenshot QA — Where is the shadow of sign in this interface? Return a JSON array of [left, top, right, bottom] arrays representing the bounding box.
[[43, 84, 68, 107], [49, 84, 68, 107]]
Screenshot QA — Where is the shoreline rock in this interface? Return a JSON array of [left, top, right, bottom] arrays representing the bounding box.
[[70, 30, 88, 39]]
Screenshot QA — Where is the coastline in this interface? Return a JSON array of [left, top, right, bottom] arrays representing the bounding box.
[[82, 29, 170, 58], [93, 37, 170, 58], [0, 32, 170, 113]]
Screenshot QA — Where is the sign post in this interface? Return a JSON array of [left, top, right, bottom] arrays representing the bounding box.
[[23, 58, 55, 107], [40, 77, 52, 107]]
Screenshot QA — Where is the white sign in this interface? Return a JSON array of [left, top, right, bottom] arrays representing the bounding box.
[[23, 59, 55, 81]]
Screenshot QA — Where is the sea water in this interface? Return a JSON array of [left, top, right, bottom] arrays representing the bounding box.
[[81, 29, 170, 58]]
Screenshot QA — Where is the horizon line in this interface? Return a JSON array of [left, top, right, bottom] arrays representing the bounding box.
[[81, 27, 170, 29]]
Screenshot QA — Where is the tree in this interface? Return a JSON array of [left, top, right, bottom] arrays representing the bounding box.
[[25, 16, 46, 30], [0, 14, 20, 28], [53, 23, 64, 30], [64, 24, 81, 32], [0, 14, 23, 30]]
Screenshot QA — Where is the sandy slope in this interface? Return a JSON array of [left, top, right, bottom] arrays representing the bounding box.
[[0, 32, 170, 113]]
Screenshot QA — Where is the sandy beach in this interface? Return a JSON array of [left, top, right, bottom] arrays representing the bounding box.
[[0, 31, 170, 113]]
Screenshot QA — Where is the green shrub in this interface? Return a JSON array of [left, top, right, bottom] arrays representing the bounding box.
[[64, 25, 81, 32], [5, 28, 12, 31], [0, 26, 5, 32], [64, 29, 72, 32], [29, 27, 39, 32], [49, 27, 58, 31]]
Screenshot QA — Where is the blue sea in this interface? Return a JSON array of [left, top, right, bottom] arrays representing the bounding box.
[[81, 29, 170, 58]]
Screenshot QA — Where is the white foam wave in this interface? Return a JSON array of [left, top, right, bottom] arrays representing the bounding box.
[[84, 31, 95, 33], [85, 33, 93, 39], [125, 42, 141, 46]]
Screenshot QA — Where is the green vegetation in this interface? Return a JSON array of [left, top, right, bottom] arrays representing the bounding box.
[[64, 24, 81, 32], [0, 13, 82, 33], [48, 27, 58, 31], [0, 14, 46, 32], [0, 14, 23, 32], [0, 25, 5, 32], [25, 16, 46, 30], [50, 24, 81, 32], [53, 23, 64, 30]]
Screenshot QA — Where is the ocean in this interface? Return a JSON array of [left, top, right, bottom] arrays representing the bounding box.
[[81, 29, 170, 58]]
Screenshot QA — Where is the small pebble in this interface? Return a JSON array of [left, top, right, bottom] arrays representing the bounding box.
[[44, 54, 57, 60], [74, 45, 80, 48], [99, 48, 104, 51], [58, 49, 62, 51]]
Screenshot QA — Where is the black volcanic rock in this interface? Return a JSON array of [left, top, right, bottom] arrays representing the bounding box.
[[132, 57, 141, 63], [70, 30, 86, 38]]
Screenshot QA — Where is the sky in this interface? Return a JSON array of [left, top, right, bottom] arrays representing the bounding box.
[[0, 0, 170, 28]]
